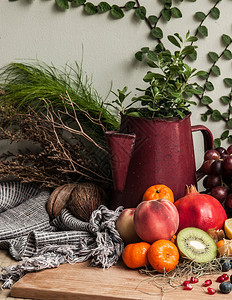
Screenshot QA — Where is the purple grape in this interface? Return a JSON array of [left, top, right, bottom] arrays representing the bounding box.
[[211, 186, 228, 203], [203, 175, 221, 189], [211, 160, 223, 175], [215, 147, 227, 157], [223, 156, 232, 172], [204, 149, 220, 161], [225, 194, 232, 209], [201, 160, 214, 175], [227, 145, 232, 155]]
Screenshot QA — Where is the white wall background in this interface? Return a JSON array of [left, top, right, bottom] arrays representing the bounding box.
[[0, 0, 232, 174]]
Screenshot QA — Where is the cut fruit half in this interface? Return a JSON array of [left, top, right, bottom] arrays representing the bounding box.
[[176, 227, 217, 263], [224, 218, 232, 240]]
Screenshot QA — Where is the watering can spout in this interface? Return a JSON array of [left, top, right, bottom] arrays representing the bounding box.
[[105, 131, 136, 193]]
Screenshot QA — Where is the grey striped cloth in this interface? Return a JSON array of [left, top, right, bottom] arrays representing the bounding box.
[[0, 181, 40, 213], [0, 182, 124, 289]]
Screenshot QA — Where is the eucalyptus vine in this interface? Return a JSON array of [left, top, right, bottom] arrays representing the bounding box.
[[7, 0, 232, 146]]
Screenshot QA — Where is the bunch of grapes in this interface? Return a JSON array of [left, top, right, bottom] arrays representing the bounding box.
[[201, 146, 232, 217]]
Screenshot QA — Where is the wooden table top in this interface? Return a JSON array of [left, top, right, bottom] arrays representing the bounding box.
[[10, 259, 232, 300]]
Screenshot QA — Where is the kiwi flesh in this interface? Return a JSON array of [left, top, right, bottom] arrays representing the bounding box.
[[176, 227, 217, 263]]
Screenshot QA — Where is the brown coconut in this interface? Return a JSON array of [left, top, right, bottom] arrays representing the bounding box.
[[67, 182, 107, 221], [47, 184, 77, 218]]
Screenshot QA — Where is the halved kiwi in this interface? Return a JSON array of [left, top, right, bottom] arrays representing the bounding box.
[[176, 227, 217, 263]]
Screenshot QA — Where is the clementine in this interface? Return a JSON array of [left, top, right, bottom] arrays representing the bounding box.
[[147, 240, 179, 273], [122, 242, 150, 269], [142, 184, 174, 203], [216, 239, 225, 249]]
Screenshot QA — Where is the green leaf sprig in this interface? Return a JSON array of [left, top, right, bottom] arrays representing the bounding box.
[[114, 32, 203, 120]]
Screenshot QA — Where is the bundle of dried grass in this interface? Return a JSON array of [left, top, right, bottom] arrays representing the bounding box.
[[0, 93, 112, 188]]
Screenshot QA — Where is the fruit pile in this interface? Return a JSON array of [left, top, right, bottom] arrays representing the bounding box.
[[200, 146, 232, 217], [115, 183, 232, 296]]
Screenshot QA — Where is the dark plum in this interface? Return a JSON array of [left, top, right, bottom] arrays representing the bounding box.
[[211, 186, 228, 203], [204, 149, 220, 161]]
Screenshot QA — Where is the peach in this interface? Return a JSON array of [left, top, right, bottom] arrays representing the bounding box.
[[116, 208, 141, 244], [134, 199, 179, 244]]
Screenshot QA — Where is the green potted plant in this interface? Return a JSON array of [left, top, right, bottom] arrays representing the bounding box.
[[111, 31, 205, 119], [106, 31, 214, 209]]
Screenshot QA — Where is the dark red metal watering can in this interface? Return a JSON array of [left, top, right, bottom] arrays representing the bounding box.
[[105, 113, 214, 209]]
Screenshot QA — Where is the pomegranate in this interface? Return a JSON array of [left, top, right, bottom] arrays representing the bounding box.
[[174, 185, 227, 233]]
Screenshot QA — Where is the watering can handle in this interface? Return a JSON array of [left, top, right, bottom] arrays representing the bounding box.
[[191, 125, 214, 181]]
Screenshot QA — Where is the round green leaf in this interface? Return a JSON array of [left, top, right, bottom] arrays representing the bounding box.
[[228, 135, 232, 144], [198, 71, 209, 79], [125, 1, 135, 10], [194, 70, 208, 77], [147, 50, 158, 61], [197, 26, 208, 37], [210, 7, 220, 19], [97, 2, 111, 13], [205, 81, 214, 91], [72, 0, 86, 7], [147, 61, 158, 68], [223, 49, 232, 60], [141, 47, 149, 53], [162, 8, 171, 21], [148, 15, 158, 24], [221, 130, 229, 140], [135, 6, 146, 20], [171, 7, 182, 18], [212, 109, 222, 121], [201, 96, 213, 105], [181, 45, 196, 56], [186, 36, 198, 43], [168, 35, 181, 48], [135, 51, 143, 61], [208, 52, 219, 62], [164, 1, 172, 9], [110, 5, 124, 19], [227, 119, 232, 129], [211, 65, 221, 76], [188, 50, 197, 61], [84, 2, 97, 14], [195, 11, 206, 21], [151, 27, 163, 39], [220, 96, 231, 104], [222, 34, 232, 46], [222, 112, 229, 119], [55, 0, 69, 9], [224, 78, 232, 87], [201, 114, 208, 122], [214, 138, 221, 148]]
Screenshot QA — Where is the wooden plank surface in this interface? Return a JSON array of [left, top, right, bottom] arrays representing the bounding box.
[[10, 260, 232, 300]]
